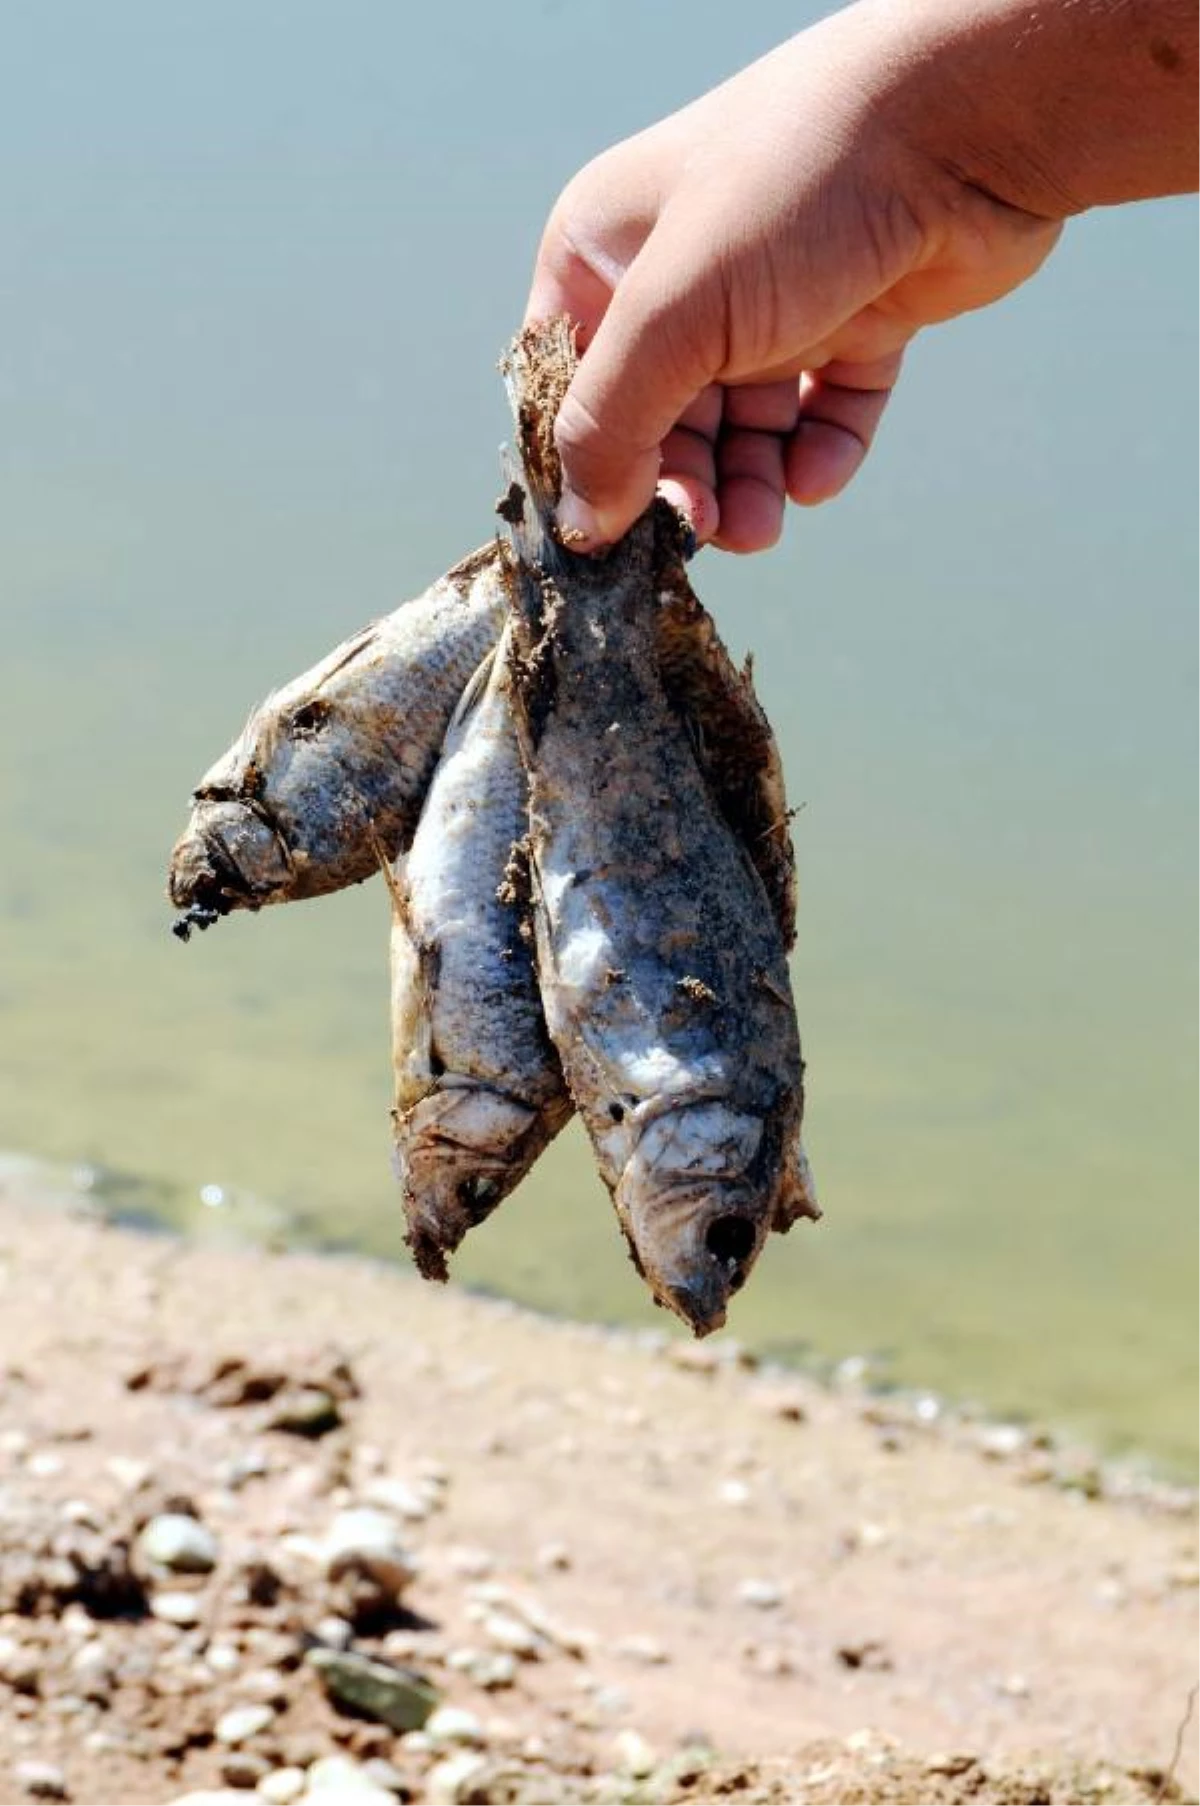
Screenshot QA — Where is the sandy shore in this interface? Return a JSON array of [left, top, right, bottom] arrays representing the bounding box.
[[0, 1172, 1195, 1806]]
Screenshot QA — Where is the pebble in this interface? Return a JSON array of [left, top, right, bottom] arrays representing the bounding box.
[[205, 1642, 242, 1675], [214, 1703, 277, 1747], [150, 1590, 204, 1626], [255, 1771, 306, 1805], [613, 1634, 669, 1666], [0, 1636, 41, 1692], [26, 1450, 65, 1479], [306, 1647, 438, 1733], [614, 1729, 656, 1778], [266, 1387, 341, 1437], [718, 1479, 751, 1507], [427, 1705, 487, 1747], [736, 1578, 784, 1610], [361, 1758, 408, 1795], [362, 1476, 431, 1521], [139, 1513, 219, 1574], [314, 1614, 354, 1650], [70, 1639, 115, 1701], [167, 1795, 251, 1806], [221, 1753, 271, 1790], [976, 1424, 1029, 1460], [14, 1761, 69, 1801], [105, 1454, 151, 1492], [322, 1508, 417, 1595], [536, 1541, 572, 1572], [305, 1755, 394, 1799], [481, 1611, 542, 1658], [425, 1753, 492, 1805]]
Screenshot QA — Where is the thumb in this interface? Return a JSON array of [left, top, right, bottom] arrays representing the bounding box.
[[552, 220, 725, 549]]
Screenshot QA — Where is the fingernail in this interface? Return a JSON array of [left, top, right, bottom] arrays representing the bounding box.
[[555, 489, 606, 553]]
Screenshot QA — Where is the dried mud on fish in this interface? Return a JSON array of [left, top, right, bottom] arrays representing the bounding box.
[[168, 317, 817, 1332]]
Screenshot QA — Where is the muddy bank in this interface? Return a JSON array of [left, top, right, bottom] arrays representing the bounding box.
[[0, 1176, 1195, 1805]]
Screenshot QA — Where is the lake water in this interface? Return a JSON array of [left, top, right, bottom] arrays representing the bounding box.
[[1, 3, 1195, 1471]]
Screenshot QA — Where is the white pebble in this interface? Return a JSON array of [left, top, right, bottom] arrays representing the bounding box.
[[305, 1755, 394, 1800], [256, 1773, 306, 1805], [205, 1643, 241, 1675], [736, 1578, 784, 1610], [140, 1513, 219, 1574], [614, 1730, 656, 1779], [482, 1611, 542, 1658], [214, 1702, 276, 1746], [150, 1591, 204, 1626], [425, 1754, 491, 1806], [718, 1479, 751, 1507], [427, 1705, 486, 1747], [14, 1760, 68, 1800], [322, 1508, 416, 1595]]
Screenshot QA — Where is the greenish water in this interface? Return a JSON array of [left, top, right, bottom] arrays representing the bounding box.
[[1, 4, 1195, 1471]]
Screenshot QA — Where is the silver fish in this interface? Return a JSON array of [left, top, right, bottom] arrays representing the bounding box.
[[167, 545, 507, 935], [501, 319, 812, 1336], [388, 636, 572, 1280]]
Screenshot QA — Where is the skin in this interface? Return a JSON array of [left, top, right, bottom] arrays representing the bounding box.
[[526, 0, 1199, 553]]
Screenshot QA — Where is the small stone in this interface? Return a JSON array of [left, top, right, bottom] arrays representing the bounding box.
[[613, 1635, 669, 1666], [470, 1653, 517, 1691], [362, 1477, 431, 1521], [255, 1771, 306, 1805], [14, 1760, 69, 1801], [323, 1508, 417, 1595], [361, 1758, 408, 1795], [481, 1612, 542, 1658], [221, 1753, 270, 1789], [997, 1673, 1031, 1698], [106, 1454, 151, 1492], [26, 1450, 65, 1479], [536, 1542, 571, 1572], [215, 1703, 277, 1746], [70, 1639, 115, 1701], [205, 1643, 241, 1675], [0, 1636, 41, 1693], [613, 1730, 655, 1779], [718, 1479, 751, 1507], [976, 1424, 1028, 1460], [736, 1578, 783, 1610], [925, 1752, 980, 1778], [425, 1753, 491, 1806], [427, 1706, 487, 1747], [167, 1795, 254, 1806], [139, 1513, 219, 1574], [306, 1648, 438, 1733], [306, 1755, 394, 1798], [150, 1590, 204, 1626], [266, 1387, 341, 1437], [314, 1615, 354, 1650]]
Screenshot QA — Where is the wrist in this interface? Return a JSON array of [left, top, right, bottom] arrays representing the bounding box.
[[852, 0, 1198, 218]]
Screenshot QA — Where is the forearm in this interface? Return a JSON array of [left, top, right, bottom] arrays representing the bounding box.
[[869, 0, 1199, 216]]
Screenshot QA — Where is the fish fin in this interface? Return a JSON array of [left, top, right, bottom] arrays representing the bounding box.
[[448, 646, 497, 733]]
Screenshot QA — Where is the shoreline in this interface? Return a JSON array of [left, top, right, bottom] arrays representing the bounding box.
[[0, 1164, 1196, 1805], [5, 1148, 1193, 1496]]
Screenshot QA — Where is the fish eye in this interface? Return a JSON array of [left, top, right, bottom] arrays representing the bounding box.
[[288, 699, 331, 739]]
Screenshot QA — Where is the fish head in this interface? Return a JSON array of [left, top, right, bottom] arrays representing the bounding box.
[[617, 1101, 777, 1337], [393, 1087, 554, 1283], [167, 626, 412, 921]]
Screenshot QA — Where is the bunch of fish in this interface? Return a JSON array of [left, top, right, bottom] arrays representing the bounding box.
[[168, 319, 817, 1335]]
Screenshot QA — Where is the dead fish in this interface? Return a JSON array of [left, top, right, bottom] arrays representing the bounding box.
[[167, 544, 507, 934], [500, 318, 812, 1337], [388, 637, 572, 1280]]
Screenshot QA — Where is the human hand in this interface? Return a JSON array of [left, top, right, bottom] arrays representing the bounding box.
[[526, 0, 1195, 552]]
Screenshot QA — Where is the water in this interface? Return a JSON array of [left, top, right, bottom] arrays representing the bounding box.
[[1, 3, 1195, 1471]]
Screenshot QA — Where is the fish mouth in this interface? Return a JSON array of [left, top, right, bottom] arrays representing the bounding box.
[[652, 1209, 761, 1337], [167, 799, 293, 938]]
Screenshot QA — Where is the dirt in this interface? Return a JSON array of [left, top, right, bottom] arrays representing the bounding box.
[[0, 1175, 1195, 1805]]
